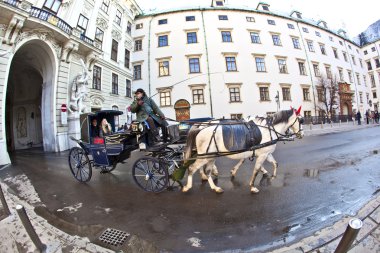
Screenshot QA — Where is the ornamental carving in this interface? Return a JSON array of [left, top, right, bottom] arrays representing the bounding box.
[[0, 24, 6, 37], [112, 29, 122, 41], [124, 38, 132, 48], [90, 94, 105, 107], [96, 17, 109, 31], [61, 0, 73, 8], [82, 1, 94, 16]]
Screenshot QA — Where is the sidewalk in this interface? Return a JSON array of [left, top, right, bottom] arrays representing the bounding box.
[[0, 123, 379, 253]]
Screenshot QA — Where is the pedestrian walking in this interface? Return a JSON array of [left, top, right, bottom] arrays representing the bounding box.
[[356, 111, 362, 125], [365, 110, 369, 124], [375, 110, 379, 124]]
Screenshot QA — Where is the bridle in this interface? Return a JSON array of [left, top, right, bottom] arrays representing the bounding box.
[[287, 115, 304, 138]]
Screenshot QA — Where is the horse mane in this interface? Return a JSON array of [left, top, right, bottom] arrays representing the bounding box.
[[272, 109, 294, 125]]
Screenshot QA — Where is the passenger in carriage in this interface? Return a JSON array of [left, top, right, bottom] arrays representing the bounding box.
[[130, 88, 169, 144], [90, 118, 100, 138], [99, 118, 113, 137]]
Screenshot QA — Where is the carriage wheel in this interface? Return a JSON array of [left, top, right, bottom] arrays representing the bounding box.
[[68, 147, 92, 182], [132, 157, 169, 193]]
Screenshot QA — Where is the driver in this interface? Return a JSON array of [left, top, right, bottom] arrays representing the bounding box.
[[130, 88, 168, 143]]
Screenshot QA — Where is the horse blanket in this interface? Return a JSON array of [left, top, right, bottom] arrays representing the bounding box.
[[221, 121, 262, 152]]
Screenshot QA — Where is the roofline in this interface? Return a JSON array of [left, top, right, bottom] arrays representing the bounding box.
[[136, 6, 361, 47]]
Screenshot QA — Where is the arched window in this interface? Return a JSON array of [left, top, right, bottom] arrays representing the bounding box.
[[112, 106, 119, 128]]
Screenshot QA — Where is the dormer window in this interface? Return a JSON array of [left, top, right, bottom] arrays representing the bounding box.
[[257, 2, 270, 11], [158, 19, 167, 25], [262, 5, 269, 11], [296, 13, 302, 19], [216, 1, 224, 6]]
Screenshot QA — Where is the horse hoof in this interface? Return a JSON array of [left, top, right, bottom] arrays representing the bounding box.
[[250, 187, 259, 193], [214, 188, 224, 194], [230, 175, 235, 180], [182, 187, 190, 193]]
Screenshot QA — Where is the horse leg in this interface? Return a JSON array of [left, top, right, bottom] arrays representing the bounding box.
[[230, 159, 245, 178], [266, 153, 278, 178], [199, 165, 209, 181], [204, 160, 223, 193], [182, 159, 209, 192], [249, 155, 267, 193], [211, 163, 219, 177]]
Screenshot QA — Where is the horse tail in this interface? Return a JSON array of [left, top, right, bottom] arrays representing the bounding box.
[[184, 127, 203, 161]]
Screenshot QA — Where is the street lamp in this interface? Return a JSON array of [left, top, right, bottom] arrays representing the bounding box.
[[275, 90, 280, 112]]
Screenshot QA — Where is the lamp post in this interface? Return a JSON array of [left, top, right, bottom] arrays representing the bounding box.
[[275, 90, 280, 112]]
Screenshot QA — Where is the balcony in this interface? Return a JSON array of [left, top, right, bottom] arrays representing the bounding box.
[[30, 7, 72, 35], [80, 34, 94, 46], [3, 0, 21, 7]]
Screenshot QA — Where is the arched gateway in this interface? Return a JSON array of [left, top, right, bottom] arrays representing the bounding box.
[[4, 40, 57, 153]]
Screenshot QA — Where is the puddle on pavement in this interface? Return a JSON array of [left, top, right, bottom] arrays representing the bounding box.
[[304, 169, 319, 178]]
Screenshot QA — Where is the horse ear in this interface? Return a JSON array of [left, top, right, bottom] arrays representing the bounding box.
[[290, 106, 293, 111], [296, 106, 302, 116]]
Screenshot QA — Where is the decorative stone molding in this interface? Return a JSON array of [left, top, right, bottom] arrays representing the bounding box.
[[3, 15, 25, 45], [111, 29, 122, 41], [96, 17, 109, 31], [90, 94, 105, 107], [61, 0, 73, 8], [19, 1, 33, 12], [0, 24, 6, 38], [82, 0, 94, 16], [124, 38, 132, 48], [61, 40, 79, 63], [86, 51, 100, 70]]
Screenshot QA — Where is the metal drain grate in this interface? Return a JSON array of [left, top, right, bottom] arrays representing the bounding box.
[[99, 228, 129, 247]]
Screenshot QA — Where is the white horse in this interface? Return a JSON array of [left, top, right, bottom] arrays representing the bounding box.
[[183, 108, 304, 194]]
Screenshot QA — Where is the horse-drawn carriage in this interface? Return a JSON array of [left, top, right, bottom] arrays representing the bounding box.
[[68, 108, 304, 194]]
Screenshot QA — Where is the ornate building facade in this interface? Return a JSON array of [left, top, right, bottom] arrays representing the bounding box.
[[0, 0, 141, 164]]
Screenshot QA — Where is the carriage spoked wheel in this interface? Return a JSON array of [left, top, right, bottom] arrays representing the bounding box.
[[68, 147, 92, 182], [132, 157, 169, 193]]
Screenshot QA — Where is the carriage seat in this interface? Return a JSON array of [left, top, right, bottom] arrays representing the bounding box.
[[222, 121, 262, 152]]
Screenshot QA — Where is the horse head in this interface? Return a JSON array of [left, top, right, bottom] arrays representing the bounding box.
[[290, 106, 304, 139]]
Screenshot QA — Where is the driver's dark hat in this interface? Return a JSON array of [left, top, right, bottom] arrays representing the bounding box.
[[135, 88, 145, 95]]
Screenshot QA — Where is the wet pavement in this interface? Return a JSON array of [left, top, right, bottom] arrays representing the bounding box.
[[1, 126, 380, 252]]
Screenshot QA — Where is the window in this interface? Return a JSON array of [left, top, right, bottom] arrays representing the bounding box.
[[333, 48, 338, 59], [348, 45, 352, 50], [43, 0, 62, 13], [231, 114, 243, 120], [158, 19, 167, 25], [272, 34, 281, 46], [339, 41, 343, 46], [160, 91, 171, 106], [225, 57, 237, 71], [278, 59, 288, 73], [298, 62, 307, 75], [221, 31, 232, 42], [255, 57, 266, 72], [136, 23, 143, 29], [192, 89, 204, 104], [77, 14, 89, 34], [159, 61, 170, 76], [112, 106, 119, 127], [302, 27, 309, 33], [315, 31, 321, 37], [112, 73, 118, 95], [100, 0, 110, 13], [229, 87, 241, 102], [356, 74, 360, 85], [329, 36, 333, 42], [262, 5, 269, 11], [367, 61, 372, 71], [267, 19, 276, 25], [124, 49, 130, 69], [189, 58, 200, 73], [133, 65, 141, 80], [352, 56, 356, 65], [375, 58, 380, 68], [158, 35, 168, 47], [319, 44, 326, 55], [313, 64, 320, 77], [282, 87, 291, 101], [348, 70, 353, 83], [304, 111, 311, 117], [186, 16, 195, 21], [370, 74, 375, 87], [134, 39, 142, 51], [126, 79, 131, 98], [115, 9, 122, 25], [359, 59, 363, 68], [339, 69, 344, 81], [95, 28, 104, 43], [303, 88, 310, 101], [343, 52, 348, 62], [326, 66, 332, 79], [363, 75, 367, 86], [187, 32, 197, 44], [364, 50, 368, 55], [292, 37, 300, 49], [127, 22, 132, 35], [372, 47, 376, 52], [317, 88, 324, 101], [259, 87, 270, 101], [111, 39, 118, 61], [373, 92, 377, 99], [359, 92, 363, 103], [246, 17, 255, 22], [216, 1, 224, 6], [92, 65, 101, 90], [307, 41, 314, 52], [287, 23, 295, 29], [250, 32, 261, 44], [218, 15, 228, 20], [296, 13, 302, 19]]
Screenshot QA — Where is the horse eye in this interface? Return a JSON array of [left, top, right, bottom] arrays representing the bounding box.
[[299, 118, 304, 124]]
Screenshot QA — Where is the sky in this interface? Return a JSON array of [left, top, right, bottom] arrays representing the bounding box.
[[136, 0, 380, 38]]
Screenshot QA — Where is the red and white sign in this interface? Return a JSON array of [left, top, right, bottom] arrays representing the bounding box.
[[61, 104, 67, 112]]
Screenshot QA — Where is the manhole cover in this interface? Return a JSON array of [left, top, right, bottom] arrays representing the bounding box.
[[99, 228, 129, 247]]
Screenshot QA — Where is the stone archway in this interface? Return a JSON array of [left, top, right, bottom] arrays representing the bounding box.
[[5, 40, 57, 152], [174, 99, 190, 121]]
